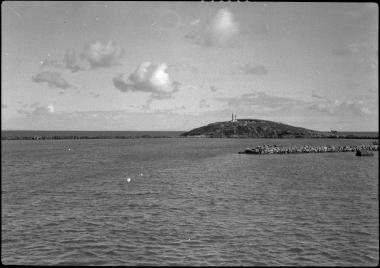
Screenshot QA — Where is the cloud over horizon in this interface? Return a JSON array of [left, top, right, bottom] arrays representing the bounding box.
[[216, 91, 299, 109], [3, 3, 377, 132], [308, 99, 373, 117], [39, 41, 123, 72], [81, 40, 124, 69], [215, 91, 375, 120], [18, 104, 55, 116], [113, 62, 180, 101]]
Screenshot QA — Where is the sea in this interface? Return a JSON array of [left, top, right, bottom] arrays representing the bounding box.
[[1, 136, 379, 265], [1, 130, 378, 139], [1, 130, 183, 139]]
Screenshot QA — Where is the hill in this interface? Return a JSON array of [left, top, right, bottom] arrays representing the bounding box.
[[180, 119, 329, 138]]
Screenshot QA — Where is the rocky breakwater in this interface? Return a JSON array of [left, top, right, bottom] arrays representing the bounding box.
[[239, 144, 379, 155]]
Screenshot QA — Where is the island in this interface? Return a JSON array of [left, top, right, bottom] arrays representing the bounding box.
[[180, 118, 378, 139]]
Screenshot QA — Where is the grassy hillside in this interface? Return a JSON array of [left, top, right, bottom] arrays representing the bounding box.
[[180, 119, 328, 138]]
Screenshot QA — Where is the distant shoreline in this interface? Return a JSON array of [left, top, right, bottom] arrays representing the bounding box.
[[1, 135, 179, 140], [1, 135, 378, 140], [1, 129, 378, 140]]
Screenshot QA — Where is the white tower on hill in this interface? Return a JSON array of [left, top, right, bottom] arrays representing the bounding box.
[[231, 114, 237, 122]]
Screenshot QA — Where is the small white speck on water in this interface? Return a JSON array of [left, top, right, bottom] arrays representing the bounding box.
[[68, 148, 71, 151], [140, 173, 143, 176], [127, 178, 131, 182]]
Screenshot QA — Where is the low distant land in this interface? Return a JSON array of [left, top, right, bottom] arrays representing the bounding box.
[[180, 119, 378, 139], [1, 119, 378, 140]]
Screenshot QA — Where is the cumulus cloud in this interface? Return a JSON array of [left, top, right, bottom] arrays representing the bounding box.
[[32, 71, 73, 89], [240, 64, 268, 75], [81, 40, 124, 69], [113, 62, 180, 100], [39, 41, 123, 72], [186, 8, 239, 47]]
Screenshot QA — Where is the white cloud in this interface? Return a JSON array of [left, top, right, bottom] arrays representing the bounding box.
[[32, 71, 73, 89], [186, 8, 239, 47], [113, 62, 180, 100], [81, 40, 124, 69], [38, 41, 123, 72]]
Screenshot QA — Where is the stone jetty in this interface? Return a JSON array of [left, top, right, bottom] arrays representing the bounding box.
[[239, 144, 379, 155]]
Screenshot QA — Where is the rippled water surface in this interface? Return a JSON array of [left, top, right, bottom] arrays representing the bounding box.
[[2, 138, 379, 265]]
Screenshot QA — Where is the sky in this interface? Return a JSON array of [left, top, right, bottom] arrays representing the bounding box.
[[1, 1, 378, 131]]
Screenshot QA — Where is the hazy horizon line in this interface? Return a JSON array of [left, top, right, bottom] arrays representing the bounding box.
[[1, 129, 379, 133]]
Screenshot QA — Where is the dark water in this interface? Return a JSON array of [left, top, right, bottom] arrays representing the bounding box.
[[337, 131, 378, 137], [1, 138, 378, 265]]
